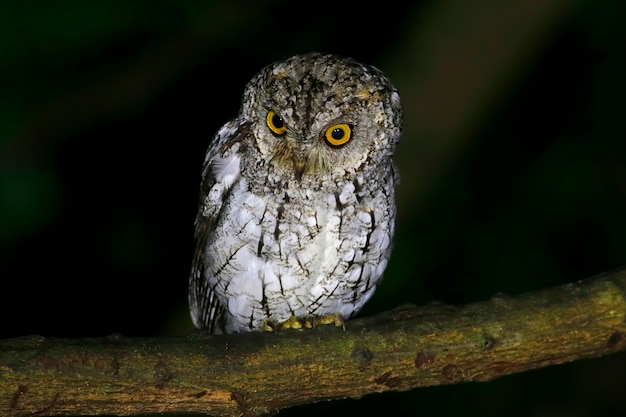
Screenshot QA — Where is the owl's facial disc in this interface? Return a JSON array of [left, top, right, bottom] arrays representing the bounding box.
[[264, 109, 356, 181]]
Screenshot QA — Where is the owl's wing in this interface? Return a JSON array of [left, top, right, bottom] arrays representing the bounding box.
[[189, 213, 226, 333], [189, 121, 248, 333]]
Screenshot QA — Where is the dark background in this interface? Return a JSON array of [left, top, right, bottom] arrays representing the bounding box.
[[1, 0, 625, 415]]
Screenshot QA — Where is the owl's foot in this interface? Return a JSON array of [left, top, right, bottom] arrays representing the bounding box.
[[263, 312, 345, 332], [312, 312, 346, 330]]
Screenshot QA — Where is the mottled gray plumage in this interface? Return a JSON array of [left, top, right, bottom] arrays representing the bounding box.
[[189, 53, 402, 333]]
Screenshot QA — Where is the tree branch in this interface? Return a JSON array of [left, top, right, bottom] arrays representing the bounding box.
[[2, 267, 626, 417]]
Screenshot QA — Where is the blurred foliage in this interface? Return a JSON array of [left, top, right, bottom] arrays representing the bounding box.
[[1, 0, 625, 416]]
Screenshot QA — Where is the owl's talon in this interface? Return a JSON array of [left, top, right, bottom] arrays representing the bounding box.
[[319, 312, 346, 330], [262, 319, 277, 332], [311, 312, 346, 330], [303, 315, 316, 329], [279, 315, 305, 330], [270, 313, 346, 331]]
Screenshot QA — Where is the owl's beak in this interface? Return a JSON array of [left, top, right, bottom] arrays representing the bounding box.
[[293, 157, 307, 181], [271, 139, 310, 181], [291, 143, 312, 181]]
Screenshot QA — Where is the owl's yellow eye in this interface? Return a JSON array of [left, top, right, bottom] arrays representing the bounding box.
[[266, 110, 287, 135], [324, 123, 352, 147]]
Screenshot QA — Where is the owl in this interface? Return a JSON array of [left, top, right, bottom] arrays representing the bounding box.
[[189, 53, 402, 334]]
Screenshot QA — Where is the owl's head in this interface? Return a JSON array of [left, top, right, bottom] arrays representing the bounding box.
[[240, 53, 402, 181]]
